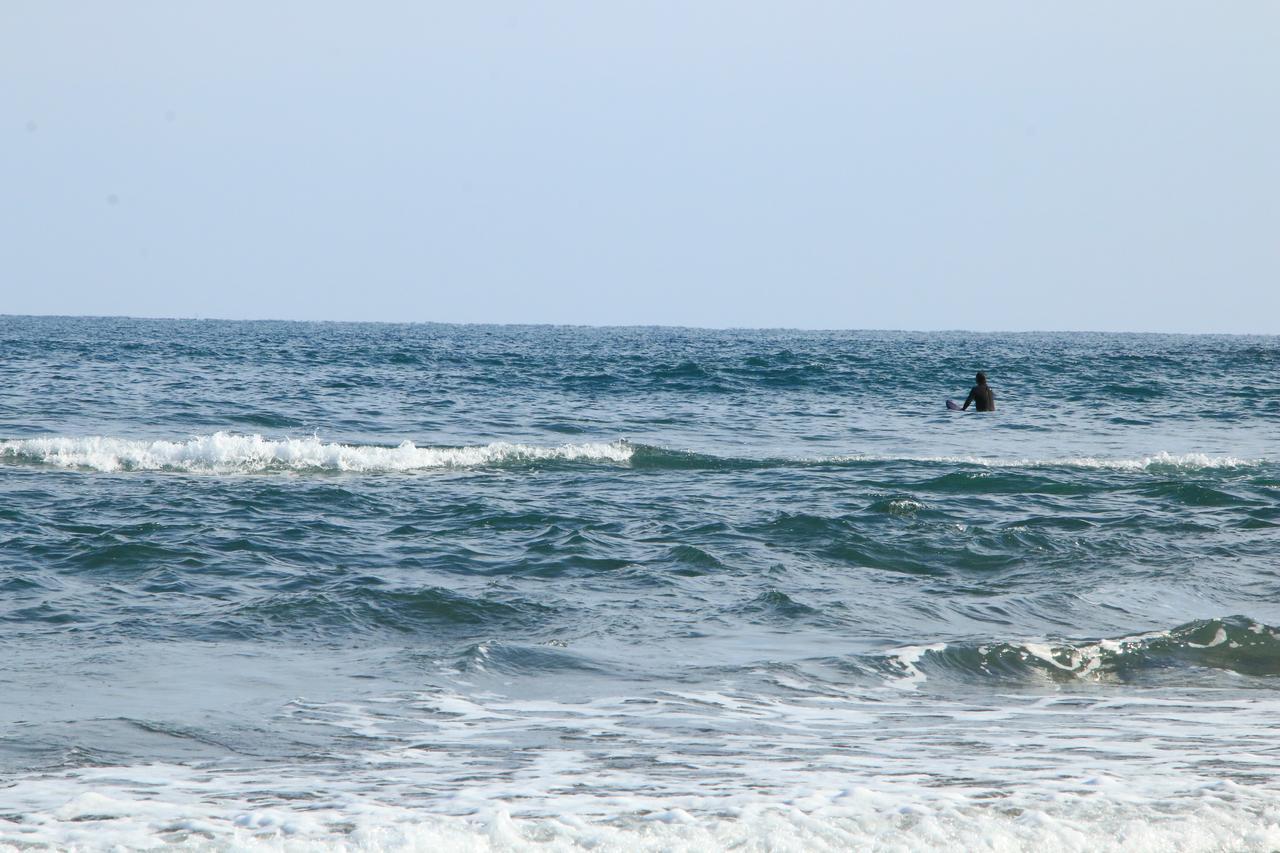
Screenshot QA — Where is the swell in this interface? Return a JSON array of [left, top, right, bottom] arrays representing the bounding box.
[[0, 434, 1262, 476], [210, 584, 556, 640], [1, 581, 561, 643]]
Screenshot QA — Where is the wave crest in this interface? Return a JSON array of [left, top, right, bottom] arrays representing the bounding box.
[[0, 434, 1260, 475], [832, 450, 1254, 472], [0, 433, 633, 473], [878, 617, 1280, 687]]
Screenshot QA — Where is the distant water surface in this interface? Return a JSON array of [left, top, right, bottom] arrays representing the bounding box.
[[2, 316, 1279, 850]]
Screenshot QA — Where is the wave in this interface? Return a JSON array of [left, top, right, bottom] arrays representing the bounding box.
[[456, 640, 609, 675], [876, 617, 1280, 687], [630, 444, 1257, 473], [0, 433, 1260, 475], [0, 433, 633, 473], [832, 450, 1256, 473], [215, 585, 556, 640]]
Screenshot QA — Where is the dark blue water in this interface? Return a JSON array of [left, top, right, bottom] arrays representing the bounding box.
[[2, 316, 1279, 850]]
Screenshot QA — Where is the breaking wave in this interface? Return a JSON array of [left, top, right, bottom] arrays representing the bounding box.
[[831, 450, 1256, 473], [876, 617, 1280, 687], [630, 445, 1257, 473], [0, 433, 633, 473], [0, 434, 1260, 475]]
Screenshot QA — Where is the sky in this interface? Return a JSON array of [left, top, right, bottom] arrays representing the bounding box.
[[2, 2, 1278, 332]]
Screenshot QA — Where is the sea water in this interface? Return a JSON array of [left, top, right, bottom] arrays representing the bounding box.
[[1, 316, 1278, 851]]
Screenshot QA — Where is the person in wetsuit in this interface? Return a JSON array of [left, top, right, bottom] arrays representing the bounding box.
[[963, 371, 995, 411]]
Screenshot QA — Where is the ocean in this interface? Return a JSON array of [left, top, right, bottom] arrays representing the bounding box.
[[2, 315, 1278, 851]]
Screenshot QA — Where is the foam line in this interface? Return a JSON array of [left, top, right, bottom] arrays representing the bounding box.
[[832, 450, 1254, 471], [0, 433, 634, 473], [0, 434, 1258, 475]]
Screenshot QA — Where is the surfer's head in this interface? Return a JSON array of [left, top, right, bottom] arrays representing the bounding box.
[[975, 371, 987, 385]]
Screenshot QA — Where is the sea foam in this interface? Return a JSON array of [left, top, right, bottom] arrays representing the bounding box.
[[0, 433, 634, 473], [831, 450, 1254, 472], [7, 781, 1280, 852]]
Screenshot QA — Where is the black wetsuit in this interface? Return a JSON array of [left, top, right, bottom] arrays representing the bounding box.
[[964, 384, 995, 412]]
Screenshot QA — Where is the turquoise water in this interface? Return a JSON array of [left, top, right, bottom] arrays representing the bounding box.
[[2, 316, 1279, 850]]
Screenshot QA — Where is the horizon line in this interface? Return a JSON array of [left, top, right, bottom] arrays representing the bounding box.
[[1, 312, 1275, 338]]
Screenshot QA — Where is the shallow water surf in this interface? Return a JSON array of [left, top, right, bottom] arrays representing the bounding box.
[[2, 317, 1279, 850]]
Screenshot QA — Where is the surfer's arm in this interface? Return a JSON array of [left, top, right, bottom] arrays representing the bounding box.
[[961, 389, 975, 410]]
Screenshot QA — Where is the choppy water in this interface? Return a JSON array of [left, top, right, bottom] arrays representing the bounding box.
[[2, 316, 1279, 851]]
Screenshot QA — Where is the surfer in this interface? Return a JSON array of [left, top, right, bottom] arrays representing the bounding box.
[[962, 372, 995, 411]]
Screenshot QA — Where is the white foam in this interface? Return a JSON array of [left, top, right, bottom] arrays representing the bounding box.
[[882, 643, 947, 690], [8, 684, 1280, 853], [7, 789, 1280, 852], [886, 498, 925, 514], [1186, 627, 1229, 649], [833, 451, 1255, 472], [0, 433, 634, 473], [9, 669, 1280, 851], [1022, 451, 1254, 472], [0, 435, 1255, 475], [1007, 622, 1249, 681]]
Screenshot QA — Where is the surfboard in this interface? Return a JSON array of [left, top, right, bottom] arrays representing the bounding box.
[[946, 399, 963, 411]]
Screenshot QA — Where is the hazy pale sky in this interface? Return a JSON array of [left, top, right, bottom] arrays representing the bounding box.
[[3, 2, 1277, 331]]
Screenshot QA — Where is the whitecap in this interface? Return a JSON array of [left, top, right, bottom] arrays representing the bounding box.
[[0, 433, 634, 473]]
